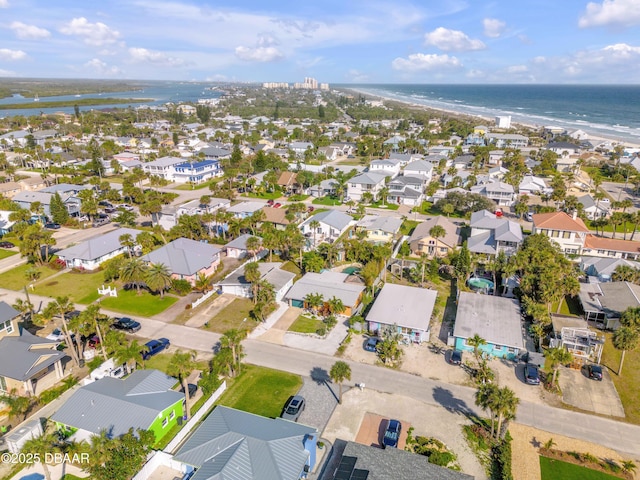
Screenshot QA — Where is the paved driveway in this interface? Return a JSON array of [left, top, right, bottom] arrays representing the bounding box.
[[296, 376, 342, 433], [559, 365, 625, 417]]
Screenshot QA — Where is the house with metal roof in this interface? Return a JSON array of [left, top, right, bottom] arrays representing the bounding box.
[[55, 227, 142, 270], [0, 302, 69, 396], [580, 257, 640, 283], [171, 159, 223, 184], [453, 292, 524, 360], [467, 210, 523, 257], [51, 369, 184, 443], [577, 194, 610, 220], [218, 262, 295, 302], [408, 216, 461, 258], [173, 406, 318, 480], [300, 209, 355, 248], [470, 180, 515, 207], [285, 271, 365, 315], [366, 284, 436, 343], [353, 215, 402, 245], [143, 238, 221, 286], [141, 156, 186, 180], [226, 201, 265, 219]]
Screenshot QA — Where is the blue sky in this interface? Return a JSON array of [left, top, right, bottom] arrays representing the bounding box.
[[1, 0, 639, 83]]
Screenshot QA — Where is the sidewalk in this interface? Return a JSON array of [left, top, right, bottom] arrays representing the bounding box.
[[248, 301, 290, 339]]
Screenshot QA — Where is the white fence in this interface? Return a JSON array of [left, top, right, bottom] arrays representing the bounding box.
[[163, 380, 227, 454], [190, 288, 217, 309], [132, 451, 189, 480]]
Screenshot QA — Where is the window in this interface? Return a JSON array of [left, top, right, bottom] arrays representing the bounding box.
[[551, 230, 560, 238], [493, 345, 503, 351], [169, 411, 175, 421], [562, 231, 571, 239], [162, 417, 168, 428], [0, 376, 6, 392], [0, 320, 12, 334]]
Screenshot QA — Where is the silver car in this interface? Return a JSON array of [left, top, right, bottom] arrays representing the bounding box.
[[281, 395, 305, 422]]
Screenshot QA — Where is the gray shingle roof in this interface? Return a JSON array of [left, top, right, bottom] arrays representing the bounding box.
[[356, 215, 403, 235], [408, 216, 461, 249], [454, 292, 524, 350], [174, 406, 317, 480], [219, 262, 295, 292], [302, 209, 353, 231], [56, 228, 141, 262], [0, 301, 19, 324], [143, 238, 221, 276], [365, 284, 437, 331], [51, 370, 182, 437], [0, 329, 66, 381]]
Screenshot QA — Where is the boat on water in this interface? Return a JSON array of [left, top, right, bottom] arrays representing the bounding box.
[[33, 95, 39, 102]]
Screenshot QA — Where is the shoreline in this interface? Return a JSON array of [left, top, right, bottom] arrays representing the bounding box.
[[342, 86, 640, 149]]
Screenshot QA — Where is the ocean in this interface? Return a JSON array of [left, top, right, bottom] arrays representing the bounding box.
[[342, 84, 640, 145], [0, 81, 223, 119]]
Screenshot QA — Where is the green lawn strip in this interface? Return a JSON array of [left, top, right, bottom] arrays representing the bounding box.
[[0, 264, 58, 291], [216, 364, 302, 418], [288, 194, 310, 201], [601, 332, 640, 424], [204, 297, 256, 333], [100, 289, 178, 316], [288, 315, 324, 334], [0, 249, 17, 260], [145, 353, 209, 374], [35, 270, 106, 304], [400, 220, 419, 236], [539, 456, 622, 480], [370, 202, 399, 211], [173, 181, 214, 191], [312, 196, 343, 206], [242, 191, 282, 200], [418, 201, 467, 219]]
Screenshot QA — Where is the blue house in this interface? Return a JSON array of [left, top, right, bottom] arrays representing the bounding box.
[[453, 291, 524, 360], [172, 160, 222, 184]]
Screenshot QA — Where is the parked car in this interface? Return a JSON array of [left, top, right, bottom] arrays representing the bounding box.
[[382, 419, 402, 448], [587, 364, 603, 381], [525, 212, 534, 222], [111, 317, 141, 333], [119, 204, 134, 212], [267, 199, 275, 206], [281, 395, 305, 422], [273, 202, 282, 208], [525, 363, 540, 385], [364, 337, 380, 352], [46, 328, 66, 342], [99, 201, 113, 208], [44, 222, 61, 230], [92, 216, 110, 227], [0, 241, 15, 248], [142, 338, 170, 360], [449, 349, 463, 365], [88, 335, 101, 348], [180, 383, 198, 399], [307, 206, 315, 213]]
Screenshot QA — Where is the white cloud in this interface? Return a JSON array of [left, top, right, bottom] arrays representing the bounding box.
[[483, 18, 506, 38], [9, 21, 51, 40], [424, 27, 485, 52], [391, 53, 462, 71], [0, 0, 8, 7], [506, 65, 528, 73], [0, 49, 27, 61], [234, 46, 284, 62], [60, 17, 121, 46], [579, 0, 640, 27], [0, 70, 16, 77], [84, 58, 121, 75], [128, 47, 187, 67]]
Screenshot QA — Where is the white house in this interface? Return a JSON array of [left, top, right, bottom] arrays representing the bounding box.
[[403, 160, 434, 181], [300, 209, 354, 247], [369, 159, 401, 177], [386, 176, 424, 206], [578, 194, 610, 220], [55, 228, 142, 270], [218, 262, 295, 302], [518, 175, 551, 195], [171, 159, 223, 184], [142, 156, 185, 180], [470, 180, 516, 207], [346, 172, 388, 201], [467, 210, 523, 257]]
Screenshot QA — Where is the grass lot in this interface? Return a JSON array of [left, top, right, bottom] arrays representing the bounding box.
[[242, 191, 282, 200], [100, 289, 178, 317], [35, 270, 106, 304], [0, 249, 17, 260], [173, 181, 215, 191], [586, 220, 634, 235], [289, 194, 309, 201], [0, 264, 58, 291], [288, 314, 324, 334], [217, 364, 302, 418], [310, 208, 329, 216], [400, 219, 419, 236], [601, 332, 640, 425], [312, 195, 343, 206], [539, 456, 622, 480], [552, 295, 583, 317], [204, 297, 256, 333], [418, 201, 467, 219], [145, 352, 209, 373], [370, 201, 399, 211]]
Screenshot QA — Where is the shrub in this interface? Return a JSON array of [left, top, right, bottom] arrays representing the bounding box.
[[316, 325, 327, 336], [324, 314, 338, 330], [171, 278, 192, 296], [87, 357, 103, 372], [38, 376, 78, 405], [492, 432, 513, 480], [49, 258, 66, 271]]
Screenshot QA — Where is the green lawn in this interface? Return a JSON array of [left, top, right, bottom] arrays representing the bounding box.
[[204, 297, 256, 333], [173, 181, 215, 191], [34, 270, 107, 304], [0, 249, 17, 260], [312, 195, 343, 206], [100, 289, 178, 317], [586, 221, 634, 235], [288, 315, 324, 334], [0, 264, 58, 291], [552, 296, 583, 317], [217, 364, 302, 418], [370, 201, 399, 211], [145, 353, 209, 373], [539, 456, 622, 480], [242, 191, 282, 200], [601, 332, 640, 424], [418, 201, 467, 219], [288, 194, 309, 201], [400, 219, 419, 236]]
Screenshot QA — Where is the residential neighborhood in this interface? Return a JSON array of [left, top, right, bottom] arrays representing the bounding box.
[[0, 81, 639, 480]]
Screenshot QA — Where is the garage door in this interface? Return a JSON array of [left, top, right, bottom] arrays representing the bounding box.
[[291, 299, 304, 308]]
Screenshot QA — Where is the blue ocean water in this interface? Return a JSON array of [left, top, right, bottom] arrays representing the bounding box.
[[0, 81, 223, 118], [343, 84, 640, 144]]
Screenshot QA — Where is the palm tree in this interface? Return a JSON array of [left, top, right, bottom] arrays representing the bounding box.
[[47, 296, 80, 367], [244, 261, 261, 304], [116, 339, 147, 370], [21, 432, 60, 480], [119, 233, 135, 258], [245, 235, 262, 261], [120, 258, 148, 295], [146, 263, 173, 298], [475, 383, 499, 437], [545, 346, 573, 386], [81, 304, 109, 360], [304, 292, 324, 314], [620, 306, 640, 330], [220, 329, 247, 374], [309, 219, 320, 246], [167, 350, 198, 419], [330, 360, 351, 404], [492, 385, 519, 440], [326, 296, 345, 317], [613, 326, 639, 376], [467, 334, 487, 367], [622, 460, 637, 475], [429, 225, 446, 258], [194, 272, 212, 293]]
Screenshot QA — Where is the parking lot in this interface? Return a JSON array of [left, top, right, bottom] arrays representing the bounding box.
[[558, 365, 625, 417]]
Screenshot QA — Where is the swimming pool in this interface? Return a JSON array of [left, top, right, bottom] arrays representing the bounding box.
[[467, 277, 495, 292], [342, 266, 361, 275]]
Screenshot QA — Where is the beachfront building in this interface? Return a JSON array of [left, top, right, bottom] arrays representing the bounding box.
[[486, 133, 529, 149]]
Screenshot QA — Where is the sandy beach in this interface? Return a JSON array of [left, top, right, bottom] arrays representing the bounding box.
[[343, 86, 640, 149]]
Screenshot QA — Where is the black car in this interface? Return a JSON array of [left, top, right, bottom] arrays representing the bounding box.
[[382, 419, 402, 448], [587, 364, 603, 381], [364, 337, 380, 352], [112, 317, 141, 333], [180, 383, 198, 399], [281, 395, 305, 422], [142, 338, 170, 360], [0, 241, 15, 248], [449, 349, 463, 365], [525, 364, 540, 385], [44, 223, 61, 229]]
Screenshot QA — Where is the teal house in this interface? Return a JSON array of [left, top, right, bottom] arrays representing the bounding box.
[[51, 369, 184, 443], [453, 291, 524, 360]]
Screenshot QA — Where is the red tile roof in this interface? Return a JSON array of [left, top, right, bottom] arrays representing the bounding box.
[[532, 211, 590, 232], [584, 235, 640, 253]]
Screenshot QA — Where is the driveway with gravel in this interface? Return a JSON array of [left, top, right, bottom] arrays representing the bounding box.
[[296, 376, 343, 433]]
